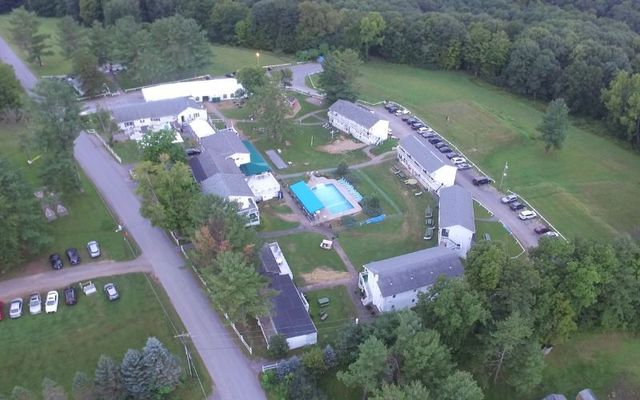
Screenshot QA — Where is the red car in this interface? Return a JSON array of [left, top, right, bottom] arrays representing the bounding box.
[[0, 301, 4, 321]]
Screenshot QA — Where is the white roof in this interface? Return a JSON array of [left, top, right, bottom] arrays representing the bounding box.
[[142, 79, 243, 102], [247, 172, 280, 196], [189, 119, 215, 138]]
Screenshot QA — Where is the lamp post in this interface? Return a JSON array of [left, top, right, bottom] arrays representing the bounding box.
[[256, 52, 260, 67]]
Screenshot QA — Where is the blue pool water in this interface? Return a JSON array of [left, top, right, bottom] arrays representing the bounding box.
[[312, 183, 354, 214]]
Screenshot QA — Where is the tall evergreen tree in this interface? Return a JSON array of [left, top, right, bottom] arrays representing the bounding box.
[[120, 349, 151, 399], [319, 49, 362, 104], [57, 16, 85, 58], [338, 336, 389, 395], [8, 7, 52, 66], [10, 386, 34, 400], [42, 378, 67, 400], [71, 371, 95, 400], [0, 63, 23, 119], [602, 71, 640, 146], [538, 98, 569, 153], [94, 355, 124, 400], [142, 337, 182, 396]]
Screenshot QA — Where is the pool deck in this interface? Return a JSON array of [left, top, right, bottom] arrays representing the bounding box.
[[308, 176, 362, 223]]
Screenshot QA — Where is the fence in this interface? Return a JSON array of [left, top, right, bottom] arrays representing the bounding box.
[[261, 362, 280, 373], [506, 190, 567, 242], [88, 129, 122, 164]]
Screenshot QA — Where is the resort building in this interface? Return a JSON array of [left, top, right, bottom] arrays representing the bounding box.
[[258, 242, 318, 350], [328, 100, 389, 145], [397, 135, 457, 193], [141, 78, 244, 102], [110, 98, 207, 138], [359, 246, 464, 312], [438, 185, 476, 257]]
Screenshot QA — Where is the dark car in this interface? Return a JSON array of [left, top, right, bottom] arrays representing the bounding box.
[[446, 153, 459, 159], [411, 122, 425, 128], [439, 146, 453, 153], [387, 106, 399, 113], [49, 254, 63, 270], [401, 115, 412, 121], [185, 148, 201, 157], [65, 248, 80, 265], [384, 103, 396, 110], [422, 133, 437, 139], [472, 176, 492, 186], [509, 201, 526, 211], [428, 137, 441, 144], [64, 287, 77, 306], [434, 142, 447, 149], [534, 226, 551, 234]]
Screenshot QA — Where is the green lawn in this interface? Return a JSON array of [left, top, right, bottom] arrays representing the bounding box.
[[338, 162, 437, 268], [370, 137, 399, 156], [112, 140, 142, 164], [0, 123, 136, 268], [275, 233, 347, 286], [358, 61, 640, 239], [287, 91, 326, 117], [239, 123, 369, 173], [304, 286, 357, 346], [0, 273, 211, 399], [208, 45, 292, 76], [257, 201, 299, 232], [0, 15, 72, 77]]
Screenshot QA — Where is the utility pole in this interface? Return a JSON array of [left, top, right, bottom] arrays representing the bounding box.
[[499, 161, 509, 191]]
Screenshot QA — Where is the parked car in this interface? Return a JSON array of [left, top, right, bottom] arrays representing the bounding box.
[[65, 248, 80, 265], [64, 287, 77, 306], [518, 210, 537, 220], [87, 240, 101, 258], [401, 115, 412, 121], [439, 146, 452, 153], [451, 157, 466, 164], [49, 253, 63, 269], [434, 142, 447, 149], [509, 201, 525, 211], [405, 118, 417, 125], [501, 194, 518, 204], [428, 137, 442, 144], [185, 148, 201, 157], [446, 153, 459, 159], [534, 226, 551, 234], [457, 162, 472, 170], [0, 301, 4, 321], [45, 291, 59, 313], [9, 298, 23, 319], [543, 231, 560, 238], [29, 293, 42, 315], [387, 106, 399, 113], [417, 126, 429, 133], [411, 123, 425, 130], [472, 176, 492, 186], [104, 283, 120, 301]]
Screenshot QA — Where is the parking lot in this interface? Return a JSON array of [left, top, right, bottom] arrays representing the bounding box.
[[370, 103, 543, 248]]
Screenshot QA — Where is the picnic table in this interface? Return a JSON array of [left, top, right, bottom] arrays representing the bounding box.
[[317, 297, 330, 307]]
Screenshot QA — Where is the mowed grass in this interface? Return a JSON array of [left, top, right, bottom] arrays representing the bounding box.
[[473, 201, 523, 257], [0, 273, 210, 399], [0, 15, 72, 76], [358, 61, 640, 239], [208, 45, 292, 76], [0, 123, 135, 266], [304, 286, 357, 346], [275, 232, 347, 286], [338, 162, 438, 268], [257, 201, 299, 232]]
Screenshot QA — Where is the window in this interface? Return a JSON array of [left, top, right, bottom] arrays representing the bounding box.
[[124, 121, 134, 127], [151, 118, 160, 122], [412, 299, 415, 303], [392, 294, 396, 298], [441, 229, 449, 237]]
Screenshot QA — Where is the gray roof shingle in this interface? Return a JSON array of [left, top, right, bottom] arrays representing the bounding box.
[[328, 100, 383, 129], [439, 185, 475, 232], [399, 135, 447, 172], [200, 129, 248, 157], [110, 98, 203, 123], [200, 173, 253, 197], [365, 246, 464, 297], [268, 274, 317, 339]]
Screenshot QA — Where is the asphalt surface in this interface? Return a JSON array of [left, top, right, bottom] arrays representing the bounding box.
[[371, 105, 540, 248], [74, 133, 265, 400], [0, 258, 152, 301], [275, 62, 323, 97], [0, 36, 37, 91]]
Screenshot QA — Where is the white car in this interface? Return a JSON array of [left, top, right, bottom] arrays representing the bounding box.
[[9, 298, 23, 319], [543, 231, 560, 238], [29, 293, 42, 315], [45, 291, 59, 313], [87, 240, 101, 258], [451, 157, 466, 164], [518, 210, 537, 220], [501, 194, 518, 203]]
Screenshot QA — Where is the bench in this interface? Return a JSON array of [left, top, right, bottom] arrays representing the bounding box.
[[483, 233, 492, 241], [423, 227, 434, 240], [317, 297, 330, 307]]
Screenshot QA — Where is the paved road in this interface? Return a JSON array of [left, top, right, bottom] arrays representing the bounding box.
[[0, 258, 152, 301], [370, 105, 539, 248], [0, 36, 37, 92], [274, 62, 323, 97], [74, 133, 265, 400]]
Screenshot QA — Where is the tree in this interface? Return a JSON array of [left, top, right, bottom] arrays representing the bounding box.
[[392, 310, 422, 355], [30, 80, 83, 194], [335, 161, 350, 178], [236, 66, 266, 94], [10, 387, 34, 400], [103, 0, 140, 25], [57, 16, 85, 58], [295, 1, 342, 50], [248, 79, 294, 144], [120, 349, 150, 399], [71, 372, 95, 400], [94, 355, 124, 400], [361, 195, 382, 217], [42, 378, 67, 400], [72, 47, 105, 95], [88, 109, 119, 143], [209, 0, 249, 44], [337, 336, 389, 395], [602, 71, 640, 146], [277, 68, 293, 87], [139, 129, 186, 163], [371, 381, 431, 400], [134, 156, 199, 233], [464, 24, 511, 78], [87, 21, 110, 64], [267, 334, 289, 359], [322, 345, 338, 369], [436, 371, 484, 400], [401, 330, 453, 386], [9, 7, 52, 67], [302, 347, 327, 377], [78, 0, 100, 25], [319, 49, 362, 104], [0, 63, 23, 119], [538, 98, 569, 153], [205, 251, 273, 324], [359, 12, 386, 60], [142, 337, 181, 396]]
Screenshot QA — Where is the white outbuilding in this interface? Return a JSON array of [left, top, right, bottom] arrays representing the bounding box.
[[438, 185, 476, 257], [328, 100, 389, 145], [141, 78, 243, 102], [397, 135, 457, 192], [189, 119, 216, 139]]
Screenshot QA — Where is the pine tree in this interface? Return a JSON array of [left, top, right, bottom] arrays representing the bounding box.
[[10, 386, 34, 400], [323, 345, 338, 369], [42, 378, 68, 400], [538, 98, 569, 153], [120, 349, 151, 399], [94, 355, 124, 400], [71, 372, 95, 400], [142, 337, 182, 396]]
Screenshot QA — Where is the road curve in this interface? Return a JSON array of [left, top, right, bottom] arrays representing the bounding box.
[[0, 36, 37, 92], [74, 133, 265, 400]]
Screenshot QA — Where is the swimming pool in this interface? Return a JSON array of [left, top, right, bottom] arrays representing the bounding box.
[[312, 183, 354, 214]]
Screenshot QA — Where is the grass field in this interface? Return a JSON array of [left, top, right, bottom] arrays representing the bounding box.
[[0, 123, 136, 268], [338, 162, 437, 268], [473, 201, 523, 257], [358, 61, 640, 239], [208, 45, 292, 76], [0, 273, 210, 399], [111, 140, 141, 164], [303, 286, 357, 345], [257, 201, 299, 232], [275, 233, 347, 286]]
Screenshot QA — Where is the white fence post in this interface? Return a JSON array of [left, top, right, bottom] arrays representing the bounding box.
[[89, 129, 122, 164]]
